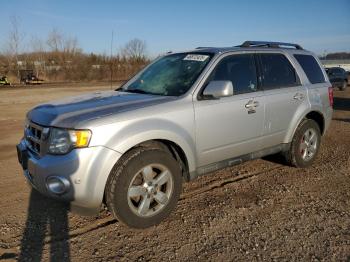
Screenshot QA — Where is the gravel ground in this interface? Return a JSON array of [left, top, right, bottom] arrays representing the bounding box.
[[0, 84, 349, 261]]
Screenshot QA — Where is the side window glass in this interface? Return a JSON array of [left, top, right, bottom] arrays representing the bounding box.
[[210, 54, 258, 95], [260, 53, 298, 89], [335, 68, 343, 75], [330, 68, 339, 75], [294, 54, 325, 84]]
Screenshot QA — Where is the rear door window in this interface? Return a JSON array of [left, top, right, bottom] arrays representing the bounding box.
[[294, 54, 325, 84], [334, 68, 344, 75], [259, 53, 299, 89], [328, 68, 335, 75]]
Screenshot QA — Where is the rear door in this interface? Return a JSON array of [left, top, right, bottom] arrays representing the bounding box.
[[258, 52, 308, 147], [193, 53, 265, 167]]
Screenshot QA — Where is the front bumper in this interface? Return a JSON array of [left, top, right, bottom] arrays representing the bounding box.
[[17, 139, 122, 215]]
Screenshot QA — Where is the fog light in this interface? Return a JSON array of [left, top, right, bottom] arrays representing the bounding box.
[[46, 176, 70, 195]]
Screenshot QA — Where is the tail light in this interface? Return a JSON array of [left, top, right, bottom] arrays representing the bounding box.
[[328, 86, 334, 107]]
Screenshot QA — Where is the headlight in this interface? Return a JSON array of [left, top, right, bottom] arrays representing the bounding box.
[[48, 128, 92, 154]]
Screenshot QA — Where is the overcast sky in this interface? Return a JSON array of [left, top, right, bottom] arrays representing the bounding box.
[[1, 0, 349, 56]]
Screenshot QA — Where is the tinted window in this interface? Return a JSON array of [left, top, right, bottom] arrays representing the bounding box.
[[334, 68, 344, 75], [328, 68, 345, 75], [326, 68, 334, 74], [209, 54, 257, 95], [260, 53, 298, 89], [294, 54, 325, 84]]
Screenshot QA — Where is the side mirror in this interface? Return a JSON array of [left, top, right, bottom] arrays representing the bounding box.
[[203, 80, 234, 99]]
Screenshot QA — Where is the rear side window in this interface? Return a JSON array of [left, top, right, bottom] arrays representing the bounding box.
[[209, 54, 258, 95], [294, 54, 325, 84], [259, 53, 298, 89], [334, 68, 344, 75]]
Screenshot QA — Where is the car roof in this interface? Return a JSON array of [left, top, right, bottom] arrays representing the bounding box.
[[326, 66, 344, 69]]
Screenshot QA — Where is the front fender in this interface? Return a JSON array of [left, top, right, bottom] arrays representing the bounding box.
[[98, 119, 197, 173]]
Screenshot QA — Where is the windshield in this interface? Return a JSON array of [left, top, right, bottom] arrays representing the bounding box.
[[121, 53, 213, 96]]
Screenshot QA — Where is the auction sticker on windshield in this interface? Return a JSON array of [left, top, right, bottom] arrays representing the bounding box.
[[183, 54, 209, 62]]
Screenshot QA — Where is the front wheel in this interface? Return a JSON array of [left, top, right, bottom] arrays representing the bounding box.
[[105, 147, 182, 228], [284, 119, 321, 168]]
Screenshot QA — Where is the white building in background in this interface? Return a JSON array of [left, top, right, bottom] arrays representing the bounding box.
[[34, 61, 45, 67], [321, 60, 350, 71]]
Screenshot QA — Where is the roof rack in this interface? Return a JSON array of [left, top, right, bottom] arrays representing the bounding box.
[[239, 41, 303, 50]]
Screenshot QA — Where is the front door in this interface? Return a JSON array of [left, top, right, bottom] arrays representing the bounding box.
[[193, 53, 265, 168]]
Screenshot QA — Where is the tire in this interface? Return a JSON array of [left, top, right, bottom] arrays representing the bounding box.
[[284, 119, 321, 168], [105, 147, 182, 228], [339, 80, 347, 91]]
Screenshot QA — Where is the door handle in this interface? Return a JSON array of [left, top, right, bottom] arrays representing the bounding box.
[[293, 93, 304, 101], [245, 100, 259, 109]]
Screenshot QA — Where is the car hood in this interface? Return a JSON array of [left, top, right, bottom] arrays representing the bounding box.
[[27, 90, 174, 128]]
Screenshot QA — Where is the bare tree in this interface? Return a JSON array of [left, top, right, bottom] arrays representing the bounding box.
[[47, 28, 63, 52], [121, 38, 147, 60], [63, 36, 79, 55], [30, 36, 45, 53], [47, 28, 80, 54], [46, 28, 81, 80], [30, 36, 46, 78], [0, 20, 150, 82], [5, 15, 24, 78]]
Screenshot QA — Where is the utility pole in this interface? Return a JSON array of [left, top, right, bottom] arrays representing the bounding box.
[[110, 30, 114, 90]]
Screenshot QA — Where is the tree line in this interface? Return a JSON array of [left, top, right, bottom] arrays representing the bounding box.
[[0, 16, 150, 83], [320, 52, 350, 60]]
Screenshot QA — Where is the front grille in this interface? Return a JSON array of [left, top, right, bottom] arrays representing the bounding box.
[[25, 122, 44, 155], [29, 126, 42, 141]]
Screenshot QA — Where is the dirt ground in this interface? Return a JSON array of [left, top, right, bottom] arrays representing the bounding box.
[[0, 83, 349, 261]]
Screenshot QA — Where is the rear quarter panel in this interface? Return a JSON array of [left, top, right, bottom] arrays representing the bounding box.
[[283, 52, 332, 143]]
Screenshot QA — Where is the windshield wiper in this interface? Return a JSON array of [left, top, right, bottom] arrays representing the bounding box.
[[120, 88, 161, 96]]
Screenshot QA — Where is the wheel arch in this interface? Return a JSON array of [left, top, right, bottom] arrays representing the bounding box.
[[285, 109, 326, 143], [124, 139, 192, 181], [304, 111, 325, 134], [103, 118, 197, 176]]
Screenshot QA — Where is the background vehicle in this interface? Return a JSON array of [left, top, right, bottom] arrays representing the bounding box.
[[0, 76, 10, 85], [325, 67, 348, 90], [19, 70, 44, 85], [17, 41, 333, 228]]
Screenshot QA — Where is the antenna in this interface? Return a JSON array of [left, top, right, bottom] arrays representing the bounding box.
[[110, 30, 114, 90]]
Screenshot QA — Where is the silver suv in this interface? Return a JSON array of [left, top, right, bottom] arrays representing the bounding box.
[[17, 41, 333, 228]]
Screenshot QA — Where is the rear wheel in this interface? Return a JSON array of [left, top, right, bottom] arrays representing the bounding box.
[[284, 119, 321, 168], [105, 147, 182, 228]]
